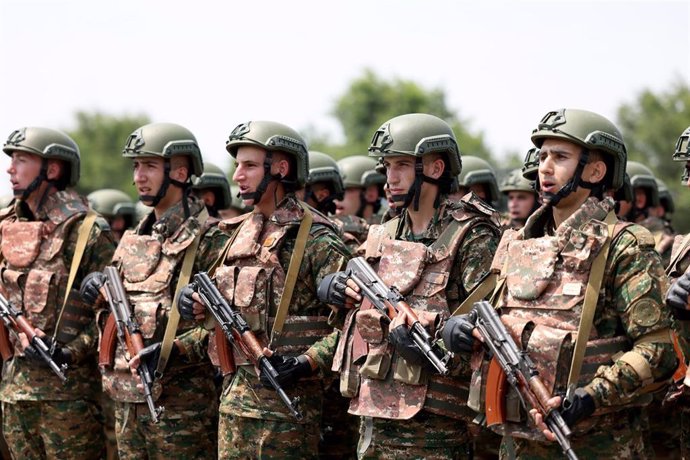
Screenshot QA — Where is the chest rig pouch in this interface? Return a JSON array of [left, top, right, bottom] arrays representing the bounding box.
[[345, 214, 481, 421], [0, 205, 85, 339]]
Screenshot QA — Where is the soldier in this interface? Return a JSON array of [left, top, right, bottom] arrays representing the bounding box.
[[0, 127, 116, 458], [453, 155, 500, 207], [80, 122, 228, 459], [499, 167, 538, 230], [88, 188, 136, 242], [191, 162, 232, 218], [335, 155, 387, 227], [444, 108, 678, 459], [625, 161, 675, 266], [178, 120, 351, 459], [322, 113, 501, 458]]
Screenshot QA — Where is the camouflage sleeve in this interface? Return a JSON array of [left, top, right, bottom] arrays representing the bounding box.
[[301, 227, 352, 373], [451, 224, 499, 302], [175, 326, 210, 364], [193, 224, 231, 274], [64, 218, 117, 364], [584, 230, 677, 407]]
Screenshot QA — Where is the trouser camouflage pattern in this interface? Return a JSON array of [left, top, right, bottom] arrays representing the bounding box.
[[114, 400, 217, 460], [498, 408, 648, 460], [356, 411, 471, 460], [101, 393, 118, 460], [2, 399, 104, 459], [218, 414, 320, 459], [318, 382, 358, 459]]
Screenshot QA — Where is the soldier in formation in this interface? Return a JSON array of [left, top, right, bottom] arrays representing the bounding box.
[[498, 166, 539, 230]]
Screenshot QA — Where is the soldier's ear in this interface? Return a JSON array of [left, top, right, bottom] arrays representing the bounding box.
[[45, 159, 64, 181], [427, 156, 445, 179], [585, 159, 607, 184]]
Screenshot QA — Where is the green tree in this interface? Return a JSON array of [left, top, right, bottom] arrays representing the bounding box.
[[330, 69, 493, 162], [617, 79, 690, 232], [67, 111, 150, 196]]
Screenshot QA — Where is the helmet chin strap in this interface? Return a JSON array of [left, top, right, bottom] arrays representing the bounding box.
[[392, 158, 443, 212], [16, 160, 48, 201], [239, 151, 282, 204], [541, 149, 597, 207], [139, 159, 192, 218]]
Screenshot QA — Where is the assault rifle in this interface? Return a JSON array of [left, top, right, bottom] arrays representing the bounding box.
[[342, 256, 452, 375], [473, 300, 577, 460], [0, 293, 68, 382], [191, 272, 303, 420], [100, 266, 163, 423]]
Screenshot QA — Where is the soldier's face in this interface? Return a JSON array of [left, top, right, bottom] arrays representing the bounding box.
[[507, 191, 536, 220], [385, 155, 416, 205], [334, 187, 362, 216], [7, 151, 43, 196], [634, 188, 648, 209], [132, 157, 165, 204], [233, 145, 286, 207]]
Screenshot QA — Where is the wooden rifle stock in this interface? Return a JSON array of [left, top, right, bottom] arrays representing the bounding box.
[[485, 357, 508, 426], [215, 324, 236, 375], [98, 314, 117, 368], [0, 324, 12, 361]]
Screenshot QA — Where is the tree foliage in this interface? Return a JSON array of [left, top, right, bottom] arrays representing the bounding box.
[[68, 111, 150, 196], [328, 69, 493, 162], [616, 79, 690, 232]]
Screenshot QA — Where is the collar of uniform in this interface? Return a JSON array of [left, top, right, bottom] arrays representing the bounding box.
[[269, 194, 304, 226], [35, 189, 87, 223], [399, 200, 448, 243], [149, 196, 205, 238], [522, 196, 614, 239]]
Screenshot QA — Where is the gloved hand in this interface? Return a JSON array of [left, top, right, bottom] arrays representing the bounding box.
[[79, 271, 106, 304], [177, 284, 197, 321], [441, 309, 478, 353], [388, 324, 427, 366], [136, 341, 181, 378], [24, 342, 72, 368], [259, 354, 313, 389], [317, 271, 349, 306], [559, 388, 596, 427], [667, 272, 690, 319]]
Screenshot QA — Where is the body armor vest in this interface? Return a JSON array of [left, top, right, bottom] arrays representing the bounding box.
[[334, 196, 498, 421], [100, 209, 205, 403], [213, 201, 335, 368], [668, 233, 690, 281], [480, 199, 634, 437], [0, 190, 91, 350]]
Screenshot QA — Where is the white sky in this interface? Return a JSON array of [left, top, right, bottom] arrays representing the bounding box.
[[1, 0, 688, 197]]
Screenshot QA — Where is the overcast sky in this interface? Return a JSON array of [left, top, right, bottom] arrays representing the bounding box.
[[0, 0, 688, 197]]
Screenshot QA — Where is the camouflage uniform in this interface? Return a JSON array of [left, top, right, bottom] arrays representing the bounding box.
[[100, 196, 228, 459], [638, 215, 675, 268], [481, 197, 676, 459], [332, 214, 370, 255], [0, 190, 116, 459], [333, 194, 500, 459], [214, 195, 351, 459]]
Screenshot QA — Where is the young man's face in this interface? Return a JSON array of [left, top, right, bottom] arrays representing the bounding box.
[[7, 151, 43, 196], [133, 156, 166, 204], [633, 187, 648, 210], [233, 145, 269, 207], [334, 187, 362, 216], [507, 191, 536, 220], [384, 155, 417, 206]]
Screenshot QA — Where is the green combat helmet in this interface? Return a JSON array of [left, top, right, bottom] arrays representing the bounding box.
[[192, 162, 232, 216], [673, 126, 690, 183], [3, 127, 81, 200], [123, 122, 203, 214], [457, 155, 499, 204], [656, 178, 675, 215], [368, 113, 460, 210], [226, 120, 308, 202], [87, 188, 135, 219], [500, 168, 536, 195], [522, 147, 540, 182], [306, 151, 344, 215], [626, 160, 660, 208], [531, 108, 627, 206]]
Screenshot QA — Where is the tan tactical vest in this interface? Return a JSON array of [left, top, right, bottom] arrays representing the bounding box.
[[213, 204, 335, 368], [0, 191, 92, 350], [479, 202, 635, 437], [100, 212, 205, 403], [334, 199, 497, 421]]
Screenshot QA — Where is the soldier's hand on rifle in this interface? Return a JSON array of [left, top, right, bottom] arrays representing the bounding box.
[[442, 309, 481, 353], [129, 341, 182, 383], [317, 271, 361, 308], [79, 271, 106, 304], [21, 329, 72, 367], [530, 388, 595, 441], [386, 311, 427, 366], [177, 284, 206, 321], [259, 349, 315, 389], [666, 271, 690, 318]]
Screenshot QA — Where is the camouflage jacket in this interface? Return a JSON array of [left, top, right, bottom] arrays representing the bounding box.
[[638, 215, 675, 267], [217, 195, 351, 423], [100, 196, 228, 408], [484, 197, 676, 436], [333, 193, 501, 421], [0, 190, 116, 402]]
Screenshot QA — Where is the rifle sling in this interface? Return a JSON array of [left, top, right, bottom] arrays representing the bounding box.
[[451, 272, 497, 316], [155, 207, 209, 378], [566, 211, 617, 388], [269, 202, 313, 349], [53, 209, 98, 345]]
